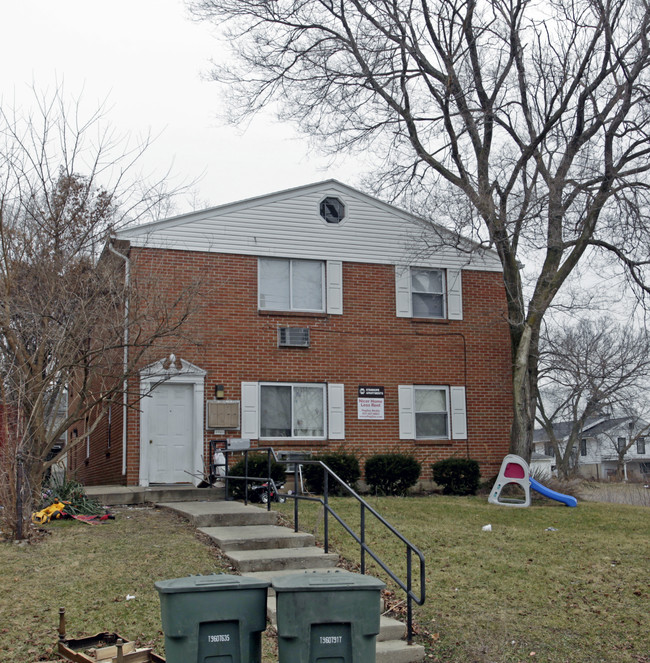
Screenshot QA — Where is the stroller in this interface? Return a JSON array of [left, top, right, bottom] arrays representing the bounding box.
[[249, 479, 286, 504]]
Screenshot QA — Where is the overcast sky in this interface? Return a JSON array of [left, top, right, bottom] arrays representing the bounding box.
[[1, 0, 362, 212]]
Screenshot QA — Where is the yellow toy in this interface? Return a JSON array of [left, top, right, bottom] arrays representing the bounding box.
[[32, 500, 68, 524]]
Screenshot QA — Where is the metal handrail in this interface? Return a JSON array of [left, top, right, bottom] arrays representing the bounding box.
[[211, 445, 426, 644]]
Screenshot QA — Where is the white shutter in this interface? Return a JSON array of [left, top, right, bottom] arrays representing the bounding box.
[[326, 261, 343, 315], [327, 383, 345, 439], [447, 269, 463, 320], [395, 266, 412, 317], [450, 386, 467, 439], [398, 385, 415, 439], [240, 382, 259, 439]]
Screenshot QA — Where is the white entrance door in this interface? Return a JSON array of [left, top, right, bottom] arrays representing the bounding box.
[[147, 383, 194, 484]]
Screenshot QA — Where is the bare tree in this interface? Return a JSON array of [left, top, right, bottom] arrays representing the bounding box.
[[536, 317, 650, 477], [0, 88, 198, 538], [189, 0, 650, 459]]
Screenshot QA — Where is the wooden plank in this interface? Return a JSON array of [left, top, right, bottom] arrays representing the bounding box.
[[94, 641, 136, 660]]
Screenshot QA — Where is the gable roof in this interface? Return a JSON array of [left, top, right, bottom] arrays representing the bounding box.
[[114, 180, 502, 271], [534, 416, 640, 442]]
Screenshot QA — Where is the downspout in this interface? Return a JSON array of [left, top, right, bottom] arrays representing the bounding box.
[[107, 240, 130, 477]]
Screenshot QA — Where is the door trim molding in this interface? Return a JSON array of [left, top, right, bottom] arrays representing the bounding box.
[[139, 356, 206, 487]]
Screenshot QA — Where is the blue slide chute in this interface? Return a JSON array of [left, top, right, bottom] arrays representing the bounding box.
[[529, 477, 578, 507]]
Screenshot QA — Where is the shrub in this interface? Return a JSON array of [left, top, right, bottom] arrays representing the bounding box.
[[303, 452, 361, 496], [432, 458, 481, 495], [41, 475, 104, 515], [364, 453, 421, 496], [227, 453, 286, 499]]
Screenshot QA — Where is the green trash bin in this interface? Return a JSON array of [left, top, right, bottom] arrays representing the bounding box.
[[272, 570, 386, 663], [155, 573, 270, 663]]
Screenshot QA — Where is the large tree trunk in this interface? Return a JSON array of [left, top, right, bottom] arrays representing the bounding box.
[[510, 323, 536, 461]]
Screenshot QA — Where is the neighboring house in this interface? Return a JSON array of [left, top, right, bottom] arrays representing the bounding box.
[[529, 452, 553, 479], [68, 180, 513, 487], [533, 416, 650, 481]]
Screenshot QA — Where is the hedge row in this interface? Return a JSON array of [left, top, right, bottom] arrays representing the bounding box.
[[228, 451, 482, 496]]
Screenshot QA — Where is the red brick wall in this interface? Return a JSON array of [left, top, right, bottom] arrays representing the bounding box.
[[68, 403, 124, 485], [84, 248, 513, 485]]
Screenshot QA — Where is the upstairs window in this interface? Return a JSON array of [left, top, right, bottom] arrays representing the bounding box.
[[411, 269, 446, 319], [637, 437, 646, 454], [395, 266, 462, 320], [580, 438, 587, 456], [617, 436, 626, 452], [259, 258, 324, 312]]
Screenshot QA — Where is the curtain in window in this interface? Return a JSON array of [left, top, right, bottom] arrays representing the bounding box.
[[415, 388, 448, 438], [259, 259, 290, 309], [292, 260, 323, 310], [260, 385, 291, 437], [293, 386, 324, 437], [411, 269, 444, 318]]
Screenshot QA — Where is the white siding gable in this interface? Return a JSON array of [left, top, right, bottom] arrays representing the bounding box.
[[116, 181, 502, 273]]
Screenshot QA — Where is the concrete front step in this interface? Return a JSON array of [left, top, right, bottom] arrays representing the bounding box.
[[198, 525, 315, 551], [154, 499, 425, 663], [158, 501, 278, 528], [376, 639, 426, 663], [86, 485, 225, 506], [225, 546, 339, 573]]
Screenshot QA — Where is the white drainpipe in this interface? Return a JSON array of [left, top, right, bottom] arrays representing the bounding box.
[[107, 241, 130, 476]]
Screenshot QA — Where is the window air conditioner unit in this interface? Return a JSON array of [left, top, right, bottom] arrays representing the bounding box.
[[278, 327, 310, 347]]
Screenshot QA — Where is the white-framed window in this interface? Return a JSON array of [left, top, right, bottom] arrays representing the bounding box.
[[258, 258, 343, 315], [414, 386, 449, 438], [240, 382, 345, 440], [398, 385, 467, 440], [411, 269, 446, 318], [617, 436, 626, 452], [395, 266, 462, 320], [259, 258, 324, 312], [580, 438, 587, 456], [260, 383, 325, 438], [636, 437, 646, 454]]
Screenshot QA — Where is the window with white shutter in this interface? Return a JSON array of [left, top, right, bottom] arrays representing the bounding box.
[[399, 385, 467, 440], [395, 266, 462, 320]]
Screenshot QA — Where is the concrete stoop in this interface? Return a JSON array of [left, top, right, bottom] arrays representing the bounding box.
[[157, 500, 425, 663], [86, 484, 226, 506]]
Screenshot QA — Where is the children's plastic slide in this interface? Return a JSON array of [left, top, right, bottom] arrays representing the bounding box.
[[529, 477, 577, 507], [488, 454, 577, 507]]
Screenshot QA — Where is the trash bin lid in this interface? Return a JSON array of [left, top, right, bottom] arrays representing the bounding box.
[[155, 573, 270, 594], [272, 570, 385, 593]]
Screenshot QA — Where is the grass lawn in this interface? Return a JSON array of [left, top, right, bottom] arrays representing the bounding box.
[[0, 506, 233, 662], [1, 495, 648, 663], [274, 494, 650, 663]]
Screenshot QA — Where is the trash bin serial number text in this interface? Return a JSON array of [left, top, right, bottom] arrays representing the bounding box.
[[207, 634, 231, 643]]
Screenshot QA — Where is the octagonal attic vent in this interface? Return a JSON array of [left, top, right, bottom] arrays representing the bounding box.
[[320, 196, 345, 224]]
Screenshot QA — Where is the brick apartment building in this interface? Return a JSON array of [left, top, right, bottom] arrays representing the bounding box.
[[69, 180, 513, 487]]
